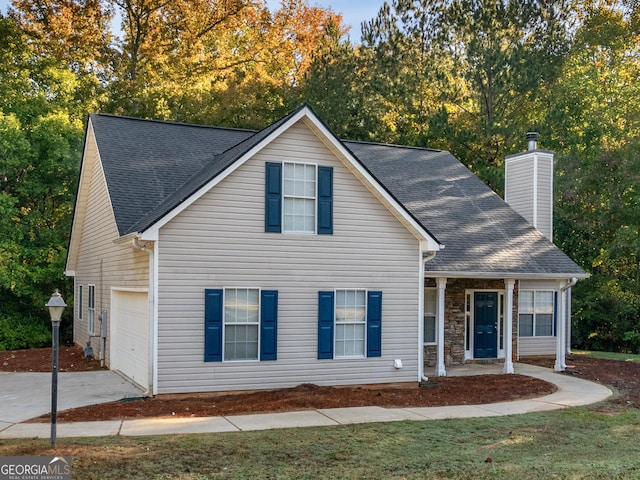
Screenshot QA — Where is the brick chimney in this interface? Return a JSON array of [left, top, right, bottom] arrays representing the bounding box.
[[504, 133, 554, 241]]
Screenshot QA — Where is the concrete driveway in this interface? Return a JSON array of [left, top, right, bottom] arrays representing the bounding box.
[[0, 371, 145, 426]]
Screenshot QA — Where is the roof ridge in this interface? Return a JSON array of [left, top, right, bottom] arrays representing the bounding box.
[[89, 113, 258, 134], [343, 139, 444, 153]]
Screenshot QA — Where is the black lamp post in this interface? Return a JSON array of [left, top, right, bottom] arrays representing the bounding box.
[[46, 289, 66, 448]]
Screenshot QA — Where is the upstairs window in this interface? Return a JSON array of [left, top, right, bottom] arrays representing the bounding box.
[[283, 162, 316, 233], [265, 162, 333, 235]]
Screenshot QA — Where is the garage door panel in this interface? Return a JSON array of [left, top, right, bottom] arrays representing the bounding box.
[[112, 291, 149, 389]]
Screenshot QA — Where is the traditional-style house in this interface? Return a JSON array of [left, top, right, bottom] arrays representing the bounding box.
[[65, 106, 587, 394]]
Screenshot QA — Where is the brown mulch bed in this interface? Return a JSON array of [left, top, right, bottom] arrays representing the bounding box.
[[6, 346, 640, 423], [521, 354, 640, 412], [1, 345, 106, 372], [32, 374, 555, 423]]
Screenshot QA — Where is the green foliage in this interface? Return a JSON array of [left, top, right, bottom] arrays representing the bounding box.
[[0, 315, 51, 351], [0, 16, 81, 322], [573, 275, 640, 353], [356, 0, 572, 191]]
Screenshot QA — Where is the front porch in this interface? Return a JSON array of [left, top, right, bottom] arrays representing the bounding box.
[[422, 277, 573, 377], [425, 361, 558, 377]]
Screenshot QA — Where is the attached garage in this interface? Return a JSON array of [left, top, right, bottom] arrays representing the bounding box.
[[110, 289, 149, 389]]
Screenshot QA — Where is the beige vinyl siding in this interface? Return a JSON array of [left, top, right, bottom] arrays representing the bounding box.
[[535, 154, 553, 241], [517, 279, 558, 357], [518, 336, 556, 357], [519, 280, 559, 291], [156, 120, 421, 394], [505, 152, 554, 240], [73, 127, 149, 367], [505, 155, 535, 223]]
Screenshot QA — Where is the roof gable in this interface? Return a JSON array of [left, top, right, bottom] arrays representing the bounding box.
[[131, 106, 441, 250]]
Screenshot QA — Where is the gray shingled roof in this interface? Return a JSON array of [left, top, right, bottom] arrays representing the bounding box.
[[89, 111, 586, 277], [89, 114, 254, 235], [346, 142, 586, 277], [126, 106, 306, 234]]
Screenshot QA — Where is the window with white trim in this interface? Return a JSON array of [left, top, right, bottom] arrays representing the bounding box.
[[283, 162, 316, 233], [88, 284, 95, 335], [335, 290, 366, 358], [518, 290, 554, 337], [77, 285, 83, 320], [224, 288, 259, 361], [424, 288, 437, 344]]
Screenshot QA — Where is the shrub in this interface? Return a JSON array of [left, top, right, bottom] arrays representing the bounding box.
[[0, 315, 51, 351]]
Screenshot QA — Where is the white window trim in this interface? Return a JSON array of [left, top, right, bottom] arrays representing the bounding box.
[[222, 287, 261, 363], [87, 284, 95, 335], [518, 289, 556, 338], [282, 161, 318, 235], [77, 284, 83, 320], [334, 288, 367, 359], [424, 288, 437, 345]]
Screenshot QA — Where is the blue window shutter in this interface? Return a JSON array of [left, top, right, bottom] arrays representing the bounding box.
[[204, 289, 223, 362], [265, 162, 282, 232], [260, 290, 278, 361], [317, 166, 333, 235], [318, 291, 334, 359], [367, 291, 382, 357]]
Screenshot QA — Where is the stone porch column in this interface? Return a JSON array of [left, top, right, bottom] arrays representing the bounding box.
[[436, 277, 447, 376], [503, 278, 515, 374]]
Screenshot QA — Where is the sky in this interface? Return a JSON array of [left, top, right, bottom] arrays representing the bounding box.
[[0, 1, 384, 40], [265, 1, 384, 39]]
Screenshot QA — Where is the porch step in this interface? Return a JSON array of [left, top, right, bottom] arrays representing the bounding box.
[[463, 359, 504, 365]]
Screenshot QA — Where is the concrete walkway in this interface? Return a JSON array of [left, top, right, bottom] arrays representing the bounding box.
[[0, 364, 612, 439], [0, 371, 144, 425]]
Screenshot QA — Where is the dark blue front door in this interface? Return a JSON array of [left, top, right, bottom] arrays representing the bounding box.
[[474, 292, 498, 358]]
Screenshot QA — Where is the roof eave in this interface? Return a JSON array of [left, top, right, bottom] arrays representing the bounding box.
[[423, 271, 590, 280]]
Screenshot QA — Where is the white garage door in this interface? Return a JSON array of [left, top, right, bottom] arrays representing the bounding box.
[[111, 290, 149, 389]]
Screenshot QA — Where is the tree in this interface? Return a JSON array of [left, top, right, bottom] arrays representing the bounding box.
[[550, 1, 640, 353], [0, 16, 81, 317], [9, 0, 114, 115], [359, 0, 572, 190]]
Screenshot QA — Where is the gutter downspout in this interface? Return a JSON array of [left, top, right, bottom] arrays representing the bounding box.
[[133, 237, 155, 396], [420, 251, 437, 383]]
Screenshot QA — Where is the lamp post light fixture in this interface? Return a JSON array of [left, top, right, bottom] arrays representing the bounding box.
[[46, 289, 66, 448]]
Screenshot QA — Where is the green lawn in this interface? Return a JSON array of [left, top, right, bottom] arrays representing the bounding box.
[[2, 407, 639, 479], [571, 350, 640, 363]]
